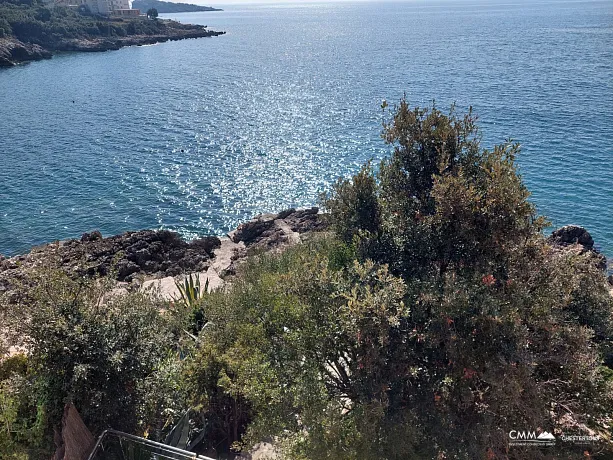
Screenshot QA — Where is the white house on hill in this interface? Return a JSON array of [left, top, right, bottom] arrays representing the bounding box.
[[45, 0, 133, 16]]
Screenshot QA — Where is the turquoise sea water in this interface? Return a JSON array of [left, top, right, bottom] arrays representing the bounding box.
[[0, 0, 612, 257]]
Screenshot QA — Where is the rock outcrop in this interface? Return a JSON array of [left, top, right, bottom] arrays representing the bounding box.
[[548, 225, 608, 272], [0, 38, 52, 67], [230, 207, 325, 249], [549, 225, 595, 249], [0, 208, 328, 298], [54, 28, 225, 53], [0, 27, 224, 66]]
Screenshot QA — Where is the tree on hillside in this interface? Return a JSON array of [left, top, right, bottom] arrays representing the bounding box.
[[146, 7, 158, 19]]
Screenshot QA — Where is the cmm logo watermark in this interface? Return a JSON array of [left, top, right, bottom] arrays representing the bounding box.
[[508, 430, 556, 447]]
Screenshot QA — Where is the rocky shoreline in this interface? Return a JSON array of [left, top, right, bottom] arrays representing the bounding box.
[[1, 214, 611, 302], [0, 26, 225, 67], [0, 207, 327, 298], [0, 39, 53, 66], [1, 212, 612, 363]]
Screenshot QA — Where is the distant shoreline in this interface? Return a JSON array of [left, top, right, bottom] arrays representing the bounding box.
[[132, 0, 223, 14], [0, 21, 224, 67], [0, 0, 225, 67]]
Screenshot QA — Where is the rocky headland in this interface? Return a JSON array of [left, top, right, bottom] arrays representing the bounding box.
[[0, 25, 225, 66], [0, 38, 52, 66], [55, 27, 225, 53], [132, 0, 222, 14]]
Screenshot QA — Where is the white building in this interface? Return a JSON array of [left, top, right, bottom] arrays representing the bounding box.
[[44, 0, 132, 15], [85, 0, 131, 15]]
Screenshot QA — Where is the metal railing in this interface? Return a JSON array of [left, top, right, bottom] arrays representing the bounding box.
[[87, 429, 216, 460]]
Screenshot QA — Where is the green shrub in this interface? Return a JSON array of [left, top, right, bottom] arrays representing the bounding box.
[[182, 237, 419, 457], [0, 354, 27, 382], [4, 270, 182, 439], [0, 374, 49, 458], [315, 100, 613, 457]]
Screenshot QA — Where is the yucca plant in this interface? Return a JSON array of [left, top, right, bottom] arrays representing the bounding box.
[[174, 274, 209, 333], [174, 275, 209, 309]]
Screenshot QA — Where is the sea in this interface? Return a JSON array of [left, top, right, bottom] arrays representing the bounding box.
[[0, 0, 612, 257]]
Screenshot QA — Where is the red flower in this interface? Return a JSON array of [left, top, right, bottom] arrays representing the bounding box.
[[463, 368, 477, 379], [482, 274, 496, 286]]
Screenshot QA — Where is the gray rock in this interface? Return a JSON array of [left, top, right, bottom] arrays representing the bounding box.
[[0, 207, 327, 292], [81, 231, 103, 242], [189, 236, 222, 254], [0, 38, 52, 66], [117, 261, 140, 281], [231, 217, 276, 244], [549, 225, 607, 271]]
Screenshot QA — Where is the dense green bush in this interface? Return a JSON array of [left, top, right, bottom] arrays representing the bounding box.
[[318, 100, 613, 457], [1, 270, 186, 447], [181, 233, 612, 458], [183, 237, 418, 457], [179, 101, 613, 458], [0, 354, 48, 458]]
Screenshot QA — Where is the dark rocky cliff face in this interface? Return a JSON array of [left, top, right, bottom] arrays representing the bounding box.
[[0, 38, 52, 66]]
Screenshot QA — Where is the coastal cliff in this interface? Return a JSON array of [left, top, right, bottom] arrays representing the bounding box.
[[0, 26, 224, 65], [0, 0, 225, 66]]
